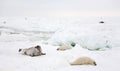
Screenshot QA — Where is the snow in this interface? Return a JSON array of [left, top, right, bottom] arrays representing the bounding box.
[[0, 41, 120, 71], [0, 16, 120, 71]]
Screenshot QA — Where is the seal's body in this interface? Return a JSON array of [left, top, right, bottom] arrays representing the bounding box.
[[57, 44, 72, 51], [70, 57, 97, 66], [19, 45, 46, 57]]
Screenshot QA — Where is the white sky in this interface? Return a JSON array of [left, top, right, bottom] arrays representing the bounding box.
[[0, 0, 120, 16]]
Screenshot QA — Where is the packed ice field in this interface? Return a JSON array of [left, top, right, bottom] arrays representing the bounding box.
[[0, 16, 120, 71]]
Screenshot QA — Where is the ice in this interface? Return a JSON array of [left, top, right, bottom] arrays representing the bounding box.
[[47, 17, 120, 50], [0, 17, 120, 50], [0, 16, 120, 71]]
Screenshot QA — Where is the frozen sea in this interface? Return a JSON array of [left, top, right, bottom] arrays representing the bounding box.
[[0, 16, 120, 71]]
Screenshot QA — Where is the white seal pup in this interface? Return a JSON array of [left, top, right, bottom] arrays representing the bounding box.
[[70, 56, 97, 66], [57, 44, 72, 51]]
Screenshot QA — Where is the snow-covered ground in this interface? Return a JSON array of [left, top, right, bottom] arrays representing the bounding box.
[[0, 16, 120, 71], [0, 41, 120, 71]]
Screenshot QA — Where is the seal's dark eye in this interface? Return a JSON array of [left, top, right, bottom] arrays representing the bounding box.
[[19, 49, 22, 52], [35, 45, 40, 48]]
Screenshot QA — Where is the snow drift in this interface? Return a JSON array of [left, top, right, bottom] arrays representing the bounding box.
[[47, 17, 120, 50]]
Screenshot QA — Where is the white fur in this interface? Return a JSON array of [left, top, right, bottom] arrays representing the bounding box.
[[70, 57, 96, 66], [57, 44, 72, 51]]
